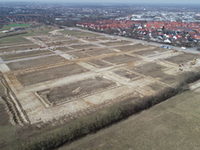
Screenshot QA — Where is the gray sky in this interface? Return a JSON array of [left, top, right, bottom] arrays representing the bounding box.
[[1, 0, 200, 4]]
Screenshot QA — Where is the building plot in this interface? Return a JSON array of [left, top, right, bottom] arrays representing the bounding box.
[[100, 40, 132, 46], [68, 50, 91, 58], [113, 69, 140, 80], [84, 48, 114, 56], [87, 59, 111, 68], [37, 77, 116, 105], [1, 27, 200, 126], [103, 54, 140, 65], [115, 43, 153, 52], [165, 53, 198, 64], [0, 50, 52, 61], [70, 44, 97, 50], [16, 63, 89, 86], [134, 48, 166, 56], [0, 44, 40, 53], [7, 55, 66, 71]]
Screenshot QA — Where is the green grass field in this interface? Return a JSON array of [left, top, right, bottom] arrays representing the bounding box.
[[0, 26, 55, 46], [0, 24, 30, 31], [0, 35, 31, 45], [58, 90, 200, 150]]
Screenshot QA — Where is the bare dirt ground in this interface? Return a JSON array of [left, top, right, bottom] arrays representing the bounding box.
[[7, 55, 66, 71], [87, 59, 111, 68], [114, 69, 139, 80], [100, 40, 132, 46], [134, 48, 166, 56], [114, 43, 153, 51], [0, 44, 40, 53], [84, 48, 114, 56], [0, 50, 52, 61], [16, 63, 89, 86], [165, 53, 198, 64], [69, 44, 97, 49], [37, 76, 116, 105], [1, 27, 200, 125]]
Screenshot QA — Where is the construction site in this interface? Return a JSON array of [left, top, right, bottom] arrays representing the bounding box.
[[0, 27, 200, 127]]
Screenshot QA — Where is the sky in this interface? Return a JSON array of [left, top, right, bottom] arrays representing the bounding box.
[[1, 0, 200, 4]]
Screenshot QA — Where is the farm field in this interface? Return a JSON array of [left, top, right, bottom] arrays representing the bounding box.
[[59, 90, 200, 150], [0, 35, 32, 46], [1, 26, 200, 150], [0, 23, 30, 31]]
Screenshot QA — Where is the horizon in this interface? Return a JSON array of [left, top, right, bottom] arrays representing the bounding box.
[[1, 0, 200, 5]]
